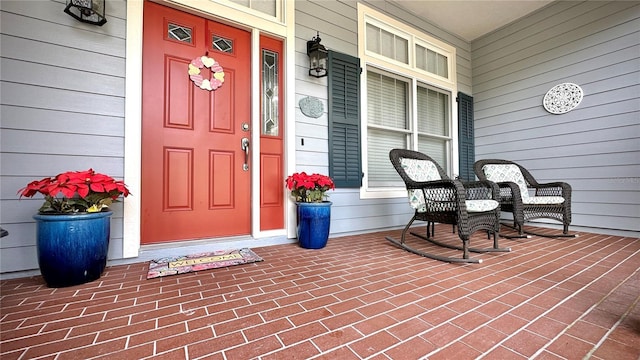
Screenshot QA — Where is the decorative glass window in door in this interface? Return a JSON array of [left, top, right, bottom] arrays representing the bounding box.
[[212, 35, 233, 53], [262, 49, 278, 136], [167, 23, 192, 43]]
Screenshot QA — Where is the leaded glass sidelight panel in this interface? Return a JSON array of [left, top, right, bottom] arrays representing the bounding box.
[[262, 49, 278, 136]]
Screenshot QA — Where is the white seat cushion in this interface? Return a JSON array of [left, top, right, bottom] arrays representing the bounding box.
[[400, 158, 442, 210], [412, 198, 498, 213], [466, 199, 500, 212], [482, 164, 564, 205], [524, 196, 565, 205], [400, 158, 441, 182], [482, 164, 529, 198]]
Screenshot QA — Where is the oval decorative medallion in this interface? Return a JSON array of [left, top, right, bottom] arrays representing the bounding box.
[[299, 96, 324, 118], [543, 83, 583, 114]]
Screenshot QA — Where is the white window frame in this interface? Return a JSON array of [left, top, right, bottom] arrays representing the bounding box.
[[357, 3, 458, 199]]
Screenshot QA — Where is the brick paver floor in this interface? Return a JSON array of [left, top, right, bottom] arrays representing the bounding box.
[[1, 225, 638, 359]]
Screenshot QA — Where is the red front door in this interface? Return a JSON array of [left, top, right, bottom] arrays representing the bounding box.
[[141, 1, 251, 244]]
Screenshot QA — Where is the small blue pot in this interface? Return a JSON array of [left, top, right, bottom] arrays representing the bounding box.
[[33, 211, 112, 288], [297, 202, 331, 249]]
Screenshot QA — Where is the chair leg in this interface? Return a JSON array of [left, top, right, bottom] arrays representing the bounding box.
[[462, 239, 470, 259], [400, 216, 416, 244], [498, 221, 532, 239], [426, 221, 435, 239], [509, 220, 578, 239], [522, 228, 578, 238]]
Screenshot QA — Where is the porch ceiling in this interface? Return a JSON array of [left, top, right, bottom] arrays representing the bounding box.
[[392, 0, 553, 41]]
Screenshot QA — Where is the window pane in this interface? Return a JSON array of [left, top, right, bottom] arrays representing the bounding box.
[[420, 47, 449, 77], [366, 23, 408, 64], [367, 70, 410, 187], [380, 29, 394, 59], [417, 87, 448, 136], [366, 23, 380, 54], [367, 71, 408, 130], [416, 44, 426, 70], [395, 37, 408, 64], [251, 0, 276, 17], [229, 0, 277, 17], [437, 53, 448, 78], [418, 136, 447, 170], [262, 49, 278, 136], [368, 128, 408, 187], [230, 0, 250, 6], [427, 49, 437, 74]]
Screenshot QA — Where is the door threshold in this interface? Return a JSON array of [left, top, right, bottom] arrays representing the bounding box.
[[109, 235, 294, 267]]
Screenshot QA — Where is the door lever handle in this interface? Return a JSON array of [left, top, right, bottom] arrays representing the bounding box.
[[241, 137, 250, 171]]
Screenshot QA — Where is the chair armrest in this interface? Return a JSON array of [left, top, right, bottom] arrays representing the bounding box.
[[492, 181, 523, 205], [405, 179, 467, 208], [462, 180, 500, 201], [534, 182, 571, 198], [404, 178, 458, 192]]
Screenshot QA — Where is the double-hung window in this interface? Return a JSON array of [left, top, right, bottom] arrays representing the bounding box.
[[358, 4, 457, 197]]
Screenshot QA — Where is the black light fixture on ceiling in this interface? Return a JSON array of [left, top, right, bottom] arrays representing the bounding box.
[[306, 32, 328, 78], [64, 0, 107, 26]]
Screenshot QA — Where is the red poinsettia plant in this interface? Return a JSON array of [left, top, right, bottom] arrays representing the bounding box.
[[285, 172, 335, 203], [18, 169, 131, 214]]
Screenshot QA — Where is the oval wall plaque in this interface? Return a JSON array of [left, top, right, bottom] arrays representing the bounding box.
[[543, 83, 583, 114], [299, 96, 324, 118]]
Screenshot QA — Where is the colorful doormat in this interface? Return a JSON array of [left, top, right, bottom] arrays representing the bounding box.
[[146, 248, 263, 279]]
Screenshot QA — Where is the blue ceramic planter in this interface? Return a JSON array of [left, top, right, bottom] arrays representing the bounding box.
[[33, 211, 112, 288], [297, 202, 331, 249]]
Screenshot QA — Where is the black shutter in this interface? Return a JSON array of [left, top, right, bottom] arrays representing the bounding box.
[[328, 51, 361, 188], [457, 92, 475, 181]]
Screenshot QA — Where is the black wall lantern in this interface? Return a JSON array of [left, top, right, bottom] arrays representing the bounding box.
[[306, 32, 328, 78], [64, 0, 107, 26]]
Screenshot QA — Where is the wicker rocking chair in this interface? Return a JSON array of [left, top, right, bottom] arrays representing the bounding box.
[[474, 159, 577, 238], [386, 149, 509, 264]]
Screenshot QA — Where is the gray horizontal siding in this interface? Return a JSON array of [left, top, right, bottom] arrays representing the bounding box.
[[0, 0, 127, 273], [328, 189, 408, 234], [294, 0, 473, 237], [472, 0, 640, 234], [0, 216, 125, 273]]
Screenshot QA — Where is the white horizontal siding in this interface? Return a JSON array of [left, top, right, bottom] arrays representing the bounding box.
[[472, 0, 640, 234], [0, 0, 127, 273]]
